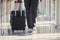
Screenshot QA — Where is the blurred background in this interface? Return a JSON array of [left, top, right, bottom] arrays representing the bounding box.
[[0, 0, 60, 36]]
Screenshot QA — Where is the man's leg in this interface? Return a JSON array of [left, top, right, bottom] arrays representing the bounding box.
[[30, 0, 38, 28], [24, 0, 34, 29], [30, 0, 38, 17]]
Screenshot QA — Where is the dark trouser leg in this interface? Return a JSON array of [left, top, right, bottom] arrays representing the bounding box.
[[24, 0, 34, 29], [26, 12, 34, 29], [24, 0, 38, 29], [30, 0, 38, 26], [30, 0, 38, 18]]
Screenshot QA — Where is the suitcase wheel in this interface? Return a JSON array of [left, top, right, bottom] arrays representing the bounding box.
[[23, 28, 25, 32], [12, 30, 14, 33]]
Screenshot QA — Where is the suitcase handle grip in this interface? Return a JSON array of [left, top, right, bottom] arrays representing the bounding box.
[[15, 0, 22, 3]]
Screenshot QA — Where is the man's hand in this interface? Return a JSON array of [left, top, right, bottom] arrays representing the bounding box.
[[15, 0, 22, 3]]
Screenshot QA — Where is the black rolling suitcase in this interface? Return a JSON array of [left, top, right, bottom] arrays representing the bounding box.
[[10, 0, 25, 32]]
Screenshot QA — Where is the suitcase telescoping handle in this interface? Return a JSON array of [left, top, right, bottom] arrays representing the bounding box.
[[15, 0, 22, 3], [15, 0, 22, 16]]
